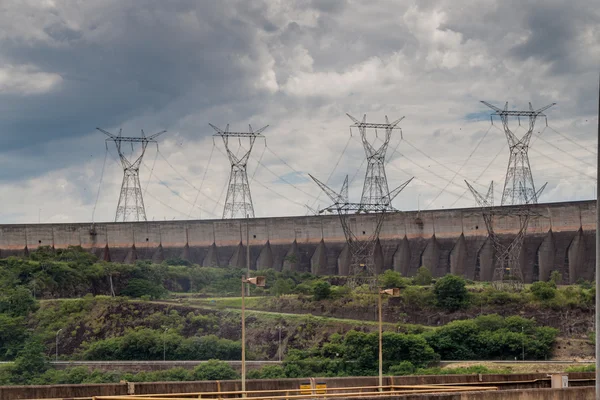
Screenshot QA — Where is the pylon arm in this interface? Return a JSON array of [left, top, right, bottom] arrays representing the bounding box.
[[320, 202, 395, 214], [388, 177, 414, 202], [534, 182, 548, 201], [309, 174, 343, 204], [97, 128, 164, 143], [465, 180, 493, 208], [340, 175, 349, 203], [211, 122, 268, 137]]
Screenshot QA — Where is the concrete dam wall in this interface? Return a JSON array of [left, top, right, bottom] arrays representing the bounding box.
[[0, 200, 595, 284]]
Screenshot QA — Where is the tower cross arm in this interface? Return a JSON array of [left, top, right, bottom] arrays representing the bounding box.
[[210, 123, 268, 137], [309, 174, 343, 205], [481, 101, 556, 117], [465, 180, 493, 208], [97, 128, 166, 143], [388, 177, 414, 202]]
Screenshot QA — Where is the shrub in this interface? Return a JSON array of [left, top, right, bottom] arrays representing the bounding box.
[[193, 360, 239, 380], [388, 361, 415, 375], [549, 271, 562, 285], [122, 279, 166, 299], [313, 282, 332, 301], [379, 270, 410, 289], [247, 365, 286, 379], [413, 267, 433, 285], [530, 281, 557, 301], [434, 275, 468, 311], [271, 278, 295, 296]]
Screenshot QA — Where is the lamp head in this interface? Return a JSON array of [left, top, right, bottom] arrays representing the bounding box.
[[246, 276, 266, 287], [380, 288, 400, 296]]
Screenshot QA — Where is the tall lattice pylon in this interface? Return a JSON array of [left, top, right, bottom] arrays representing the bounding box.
[[347, 114, 404, 206], [98, 128, 167, 222], [481, 101, 554, 205], [465, 181, 534, 290], [210, 123, 267, 219], [310, 172, 413, 288]]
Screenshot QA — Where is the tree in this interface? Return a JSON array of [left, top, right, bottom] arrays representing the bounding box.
[[10, 338, 49, 384], [530, 281, 556, 301], [549, 271, 562, 285], [413, 267, 433, 285], [313, 281, 331, 301], [378, 270, 409, 289], [193, 359, 239, 380], [271, 278, 295, 296], [434, 274, 468, 311], [0, 286, 38, 317], [122, 278, 166, 299]]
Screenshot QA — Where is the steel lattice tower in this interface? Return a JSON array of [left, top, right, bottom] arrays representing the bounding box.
[[210, 123, 267, 219], [98, 128, 167, 222], [465, 101, 553, 289], [481, 101, 554, 205], [347, 114, 404, 206], [311, 114, 413, 287]]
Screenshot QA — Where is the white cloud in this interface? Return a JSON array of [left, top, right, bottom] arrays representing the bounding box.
[[0, 65, 62, 94], [0, 0, 597, 223]]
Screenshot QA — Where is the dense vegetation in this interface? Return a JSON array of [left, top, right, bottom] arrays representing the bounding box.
[[0, 246, 593, 385]]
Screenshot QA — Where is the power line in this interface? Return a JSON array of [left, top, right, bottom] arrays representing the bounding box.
[[547, 125, 597, 157], [529, 147, 596, 181], [91, 143, 109, 223], [250, 151, 320, 201], [188, 143, 216, 218], [214, 145, 308, 212], [157, 149, 223, 208], [142, 160, 220, 218], [424, 125, 493, 210], [143, 190, 190, 219], [251, 139, 267, 181], [403, 138, 489, 190], [144, 143, 159, 195]]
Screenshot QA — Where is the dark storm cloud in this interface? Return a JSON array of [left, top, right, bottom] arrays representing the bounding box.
[[509, 3, 593, 74], [0, 1, 274, 154]]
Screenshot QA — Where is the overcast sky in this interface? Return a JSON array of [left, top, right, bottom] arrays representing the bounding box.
[[0, 0, 598, 224]]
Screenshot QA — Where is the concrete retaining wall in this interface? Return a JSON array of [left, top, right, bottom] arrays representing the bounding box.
[[0, 373, 594, 400], [0, 200, 595, 283]]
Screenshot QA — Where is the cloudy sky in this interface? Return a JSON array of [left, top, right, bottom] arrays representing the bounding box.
[[0, 0, 598, 224]]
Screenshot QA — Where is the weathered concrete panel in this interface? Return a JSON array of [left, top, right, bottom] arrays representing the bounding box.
[[0, 200, 594, 281]]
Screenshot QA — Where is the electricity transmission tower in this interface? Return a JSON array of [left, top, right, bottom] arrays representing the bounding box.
[[210, 123, 267, 219], [465, 101, 553, 289], [347, 114, 405, 206], [311, 115, 413, 287], [98, 128, 167, 222], [481, 101, 554, 205], [465, 181, 535, 290]]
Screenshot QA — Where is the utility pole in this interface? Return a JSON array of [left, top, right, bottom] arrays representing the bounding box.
[[210, 123, 267, 219], [163, 327, 169, 362], [97, 128, 167, 222], [595, 72, 599, 400], [241, 276, 266, 397], [55, 329, 62, 362], [246, 214, 250, 296]]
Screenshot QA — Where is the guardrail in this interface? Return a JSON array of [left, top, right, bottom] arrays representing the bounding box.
[[94, 384, 498, 400]]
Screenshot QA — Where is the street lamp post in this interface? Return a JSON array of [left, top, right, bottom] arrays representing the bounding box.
[[163, 328, 169, 362], [378, 288, 400, 391], [522, 326, 525, 361], [55, 329, 63, 362], [242, 275, 266, 397], [275, 325, 283, 362]]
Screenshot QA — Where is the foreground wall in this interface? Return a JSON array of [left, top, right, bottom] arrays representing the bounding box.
[[0, 373, 594, 400], [0, 200, 595, 283]]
